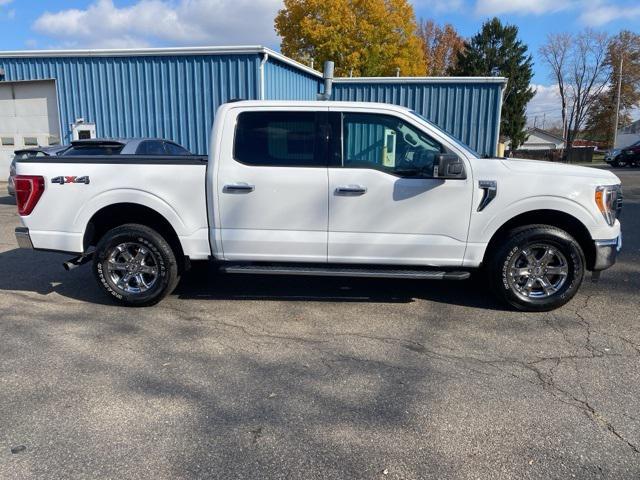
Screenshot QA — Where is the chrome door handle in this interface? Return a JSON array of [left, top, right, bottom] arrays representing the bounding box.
[[335, 184, 367, 196], [223, 182, 255, 193]]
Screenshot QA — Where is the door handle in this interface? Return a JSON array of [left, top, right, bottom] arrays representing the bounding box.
[[223, 182, 255, 193], [335, 184, 367, 196]]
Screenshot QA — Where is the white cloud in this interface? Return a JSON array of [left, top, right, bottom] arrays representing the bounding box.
[[33, 0, 282, 49], [475, 0, 573, 15], [526, 84, 563, 127], [578, 1, 640, 26]]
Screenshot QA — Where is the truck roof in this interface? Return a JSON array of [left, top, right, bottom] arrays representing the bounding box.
[[222, 100, 413, 112]]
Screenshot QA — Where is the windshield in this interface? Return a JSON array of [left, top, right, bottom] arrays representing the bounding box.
[[408, 110, 480, 158]]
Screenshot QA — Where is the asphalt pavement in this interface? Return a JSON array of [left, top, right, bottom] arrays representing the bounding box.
[[0, 168, 639, 479]]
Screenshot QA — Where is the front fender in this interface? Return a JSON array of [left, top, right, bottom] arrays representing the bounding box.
[[478, 195, 598, 242]]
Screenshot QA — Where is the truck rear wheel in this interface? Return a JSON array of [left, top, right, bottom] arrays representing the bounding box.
[[93, 224, 179, 307], [488, 225, 585, 312]]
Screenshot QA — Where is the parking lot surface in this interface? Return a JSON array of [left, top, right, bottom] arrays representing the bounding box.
[[1, 168, 639, 479]]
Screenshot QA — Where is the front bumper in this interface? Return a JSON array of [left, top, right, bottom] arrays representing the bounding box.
[[15, 227, 34, 249], [593, 236, 621, 271]]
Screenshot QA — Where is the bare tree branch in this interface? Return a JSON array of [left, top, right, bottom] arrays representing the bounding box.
[[539, 30, 610, 148]]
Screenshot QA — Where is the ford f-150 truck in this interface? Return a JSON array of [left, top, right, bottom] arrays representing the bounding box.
[[13, 101, 622, 311]]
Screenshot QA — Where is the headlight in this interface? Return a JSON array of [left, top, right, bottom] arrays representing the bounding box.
[[595, 185, 622, 226]]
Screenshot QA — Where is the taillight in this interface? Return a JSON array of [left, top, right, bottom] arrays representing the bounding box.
[[15, 175, 45, 216]]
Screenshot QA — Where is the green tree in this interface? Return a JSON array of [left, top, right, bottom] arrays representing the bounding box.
[[274, 0, 426, 77], [451, 18, 535, 150]]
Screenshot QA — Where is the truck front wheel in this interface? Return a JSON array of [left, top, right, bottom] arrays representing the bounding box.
[[488, 225, 585, 311], [93, 224, 180, 307]]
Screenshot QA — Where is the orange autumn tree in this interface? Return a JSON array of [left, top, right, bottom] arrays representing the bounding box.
[[419, 20, 465, 76], [274, 0, 426, 77]]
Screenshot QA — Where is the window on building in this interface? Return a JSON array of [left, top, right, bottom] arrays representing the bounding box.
[[342, 113, 444, 177], [1, 136, 14, 146], [234, 111, 322, 167], [23, 137, 38, 146]]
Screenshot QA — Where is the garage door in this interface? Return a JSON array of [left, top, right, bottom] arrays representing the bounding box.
[[0, 80, 61, 173]]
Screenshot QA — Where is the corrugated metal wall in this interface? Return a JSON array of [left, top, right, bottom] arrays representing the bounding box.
[[332, 81, 503, 157], [0, 54, 260, 154], [264, 58, 320, 101], [0, 51, 503, 157]]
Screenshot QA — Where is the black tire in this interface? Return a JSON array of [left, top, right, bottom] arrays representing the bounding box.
[[93, 223, 180, 306], [488, 225, 585, 312]]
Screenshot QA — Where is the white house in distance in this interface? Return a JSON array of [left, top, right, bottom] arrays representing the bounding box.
[[515, 127, 566, 150], [615, 119, 640, 149]]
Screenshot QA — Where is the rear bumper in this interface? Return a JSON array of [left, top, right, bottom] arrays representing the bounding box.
[[593, 236, 621, 271], [15, 227, 34, 249]]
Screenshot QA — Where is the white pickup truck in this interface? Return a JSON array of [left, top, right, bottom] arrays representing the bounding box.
[[13, 101, 622, 311]]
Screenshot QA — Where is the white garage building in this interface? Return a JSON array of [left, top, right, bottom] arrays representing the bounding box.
[[0, 80, 62, 171]]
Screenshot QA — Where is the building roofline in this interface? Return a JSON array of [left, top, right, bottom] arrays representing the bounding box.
[[333, 76, 508, 84], [527, 127, 565, 142], [0, 45, 324, 78]]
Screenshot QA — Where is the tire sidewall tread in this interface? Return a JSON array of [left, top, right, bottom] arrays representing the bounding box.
[[489, 225, 585, 312], [93, 223, 179, 307]]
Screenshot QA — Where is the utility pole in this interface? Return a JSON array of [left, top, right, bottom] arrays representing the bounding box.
[[542, 113, 546, 130], [562, 104, 567, 146], [612, 55, 623, 148]]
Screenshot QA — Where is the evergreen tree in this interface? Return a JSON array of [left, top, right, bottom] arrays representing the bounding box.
[[451, 18, 534, 150]]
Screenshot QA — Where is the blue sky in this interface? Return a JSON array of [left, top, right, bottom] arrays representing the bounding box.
[[1, 0, 639, 125]]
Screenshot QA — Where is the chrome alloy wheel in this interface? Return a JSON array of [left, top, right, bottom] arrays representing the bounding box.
[[507, 244, 569, 299], [106, 242, 159, 294]]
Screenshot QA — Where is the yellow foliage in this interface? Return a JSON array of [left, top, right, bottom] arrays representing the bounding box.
[[275, 0, 426, 77]]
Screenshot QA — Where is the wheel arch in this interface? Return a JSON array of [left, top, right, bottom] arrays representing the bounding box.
[[482, 209, 596, 270], [83, 203, 186, 268]]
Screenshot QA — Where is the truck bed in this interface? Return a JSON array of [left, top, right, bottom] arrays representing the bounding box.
[[15, 155, 211, 259]]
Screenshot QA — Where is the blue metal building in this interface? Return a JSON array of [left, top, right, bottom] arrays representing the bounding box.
[[0, 46, 505, 158]]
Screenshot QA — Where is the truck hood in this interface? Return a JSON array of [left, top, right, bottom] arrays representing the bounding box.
[[499, 157, 620, 183]]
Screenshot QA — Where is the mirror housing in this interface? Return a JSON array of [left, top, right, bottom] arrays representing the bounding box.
[[434, 153, 466, 179]]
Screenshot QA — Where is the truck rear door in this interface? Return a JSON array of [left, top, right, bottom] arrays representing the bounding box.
[[216, 108, 329, 262]]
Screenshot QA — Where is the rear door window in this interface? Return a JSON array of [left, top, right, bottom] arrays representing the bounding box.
[[136, 140, 166, 155], [164, 142, 190, 156], [234, 111, 324, 167]]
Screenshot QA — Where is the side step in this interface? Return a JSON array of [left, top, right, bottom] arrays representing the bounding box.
[[221, 264, 470, 280]]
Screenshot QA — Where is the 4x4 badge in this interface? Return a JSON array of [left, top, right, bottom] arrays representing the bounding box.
[[52, 176, 90, 185]]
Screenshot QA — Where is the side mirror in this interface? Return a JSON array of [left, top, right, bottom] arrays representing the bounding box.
[[434, 153, 466, 179]]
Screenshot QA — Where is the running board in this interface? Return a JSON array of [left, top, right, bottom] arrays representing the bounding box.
[[221, 264, 470, 280]]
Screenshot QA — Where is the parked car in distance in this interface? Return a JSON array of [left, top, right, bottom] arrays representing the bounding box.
[[61, 138, 192, 157], [13, 101, 622, 312], [604, 148, 621, 165], [7, 145, 69, 196], [609, 140, 640, 167]]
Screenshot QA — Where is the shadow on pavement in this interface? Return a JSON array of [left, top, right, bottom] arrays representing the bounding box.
[[0, 247, 507, 310]]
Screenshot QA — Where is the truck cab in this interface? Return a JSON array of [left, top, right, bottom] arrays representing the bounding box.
[[14, 101, 623, 311]]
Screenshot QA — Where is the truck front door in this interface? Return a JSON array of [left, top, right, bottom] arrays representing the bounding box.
[[327, 109, 473, 266], [216, 108, 329, 262]]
